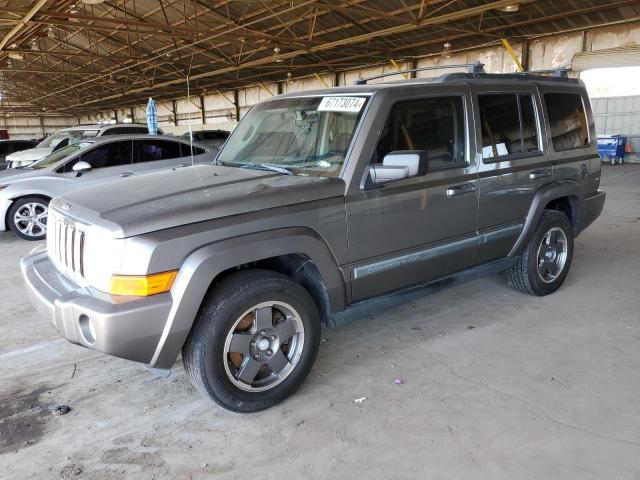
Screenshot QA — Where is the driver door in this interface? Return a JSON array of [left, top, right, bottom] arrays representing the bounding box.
[[346, 92, 479, 302], [61, 140, 134, 191]]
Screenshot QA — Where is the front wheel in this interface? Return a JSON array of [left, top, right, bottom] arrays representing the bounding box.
[[183, 270, 321, 412], [8, 196, 49, 241], [506, 210, 574, 296]]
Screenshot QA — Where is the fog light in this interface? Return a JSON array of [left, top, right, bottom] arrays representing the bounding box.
[[110, 270, 178, 296]]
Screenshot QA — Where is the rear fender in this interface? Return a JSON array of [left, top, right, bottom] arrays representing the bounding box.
[[508, 180, 582, 257]]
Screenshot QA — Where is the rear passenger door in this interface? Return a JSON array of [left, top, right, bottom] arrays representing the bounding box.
[[472, 87, 552, 264], [346, 90, 479, 302]]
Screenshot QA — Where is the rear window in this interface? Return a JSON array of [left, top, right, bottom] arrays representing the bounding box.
[[544, 93, 590, 152], [180, 144, 206, 156]]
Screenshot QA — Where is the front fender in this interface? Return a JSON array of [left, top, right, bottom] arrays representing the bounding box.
[[508, 180, 582, 257], [148, 227, 346, 369]]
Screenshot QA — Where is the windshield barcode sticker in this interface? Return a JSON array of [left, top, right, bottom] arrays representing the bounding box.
[[318, 96, 366, 112]]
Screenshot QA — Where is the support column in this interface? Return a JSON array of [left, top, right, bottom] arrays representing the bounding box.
[[233, 89, 241, 122], [409, 58, 418, 78], [172, 100, 178, 126], [199, 95, 206, 124], [521, 39, 530, 72]]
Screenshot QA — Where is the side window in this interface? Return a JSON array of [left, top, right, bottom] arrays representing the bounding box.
[[479, 94, 521, 158], [137, 140, 182, 162], [373, 96, 466, 170], [480, 93, 541, 159], [179, 144, 205, 156], [520, 95, 540, 153], [17, 141, 35, 150], [0, 144, 9, 155], [103, 127, 141, 135], [544, 93, 590, 151], [74, 141, 133, 170]]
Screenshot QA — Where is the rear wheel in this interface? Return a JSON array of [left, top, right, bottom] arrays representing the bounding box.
[[8, 196, 49, 241], [507, 210, 574, 296], [183, 269, 321, 412]]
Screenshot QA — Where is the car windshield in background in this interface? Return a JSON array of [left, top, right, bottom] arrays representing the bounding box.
[[28, 142, 93, 169], [37, 129, 100, 149], [217, 95, 368, 177]]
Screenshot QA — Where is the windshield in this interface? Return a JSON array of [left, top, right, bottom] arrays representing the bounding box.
[[28, 142, 93, 169], [217, 95, 368, 177], [37, 129, 99, 149]]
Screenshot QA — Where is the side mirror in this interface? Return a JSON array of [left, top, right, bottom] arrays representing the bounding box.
[[369, 164, 411, 185], [369, 150, 428, 186], [72, 160, 92, 177]]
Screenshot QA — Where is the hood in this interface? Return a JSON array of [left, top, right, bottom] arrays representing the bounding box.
[[5, 147, 53, 164], [0, 166, 50, 182], [52, 165, 345, 238]]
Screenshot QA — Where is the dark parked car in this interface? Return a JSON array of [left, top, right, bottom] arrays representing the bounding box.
[[180, 129, 229, 150], [0, 139, 38, 170], [22, 66, 605, 412]]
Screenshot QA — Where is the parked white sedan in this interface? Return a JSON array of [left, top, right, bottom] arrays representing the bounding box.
[[0, 135, 214, 240]]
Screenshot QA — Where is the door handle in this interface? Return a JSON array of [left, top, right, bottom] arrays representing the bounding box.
[[120, 171, 135, 177], [446, 183, 476, 197], [529, 169, 551, 180]]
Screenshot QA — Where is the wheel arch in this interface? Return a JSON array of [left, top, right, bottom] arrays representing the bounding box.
[[148, 227, 348, 369], [509, 180, 582, 257], [5, 193, 52, 233]]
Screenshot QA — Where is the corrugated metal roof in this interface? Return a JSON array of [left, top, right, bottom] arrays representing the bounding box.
[[0, 0, 638, 114]]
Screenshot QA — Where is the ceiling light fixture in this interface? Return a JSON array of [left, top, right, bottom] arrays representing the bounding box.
[[497, 3, 520, 12], [442, 42, 452, 59], [81, 0, 106, 4], [8, 52, 24, 61]]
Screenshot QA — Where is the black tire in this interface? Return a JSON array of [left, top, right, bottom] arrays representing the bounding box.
[[507, 210, 574, 296], [7, 196, 49, 241], [183, 269, 321, 413]]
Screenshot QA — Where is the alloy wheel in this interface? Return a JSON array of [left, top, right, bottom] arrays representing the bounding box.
[[13, 202, 48, 238], [223, 301, 305, 392]]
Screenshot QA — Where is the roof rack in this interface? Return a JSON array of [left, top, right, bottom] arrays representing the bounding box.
[[517, 67, 570, 78], [354, 61, 485, 85]]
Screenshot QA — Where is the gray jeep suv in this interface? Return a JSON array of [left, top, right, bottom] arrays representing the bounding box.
[[22, 66, 605, 412]]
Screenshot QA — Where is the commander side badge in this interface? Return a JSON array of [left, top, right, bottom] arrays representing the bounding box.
[[61, 202, 71, 211]]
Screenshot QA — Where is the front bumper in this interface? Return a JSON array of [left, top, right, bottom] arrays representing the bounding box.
[[21, 250, 173, 365], [579, 190, 606, 234]]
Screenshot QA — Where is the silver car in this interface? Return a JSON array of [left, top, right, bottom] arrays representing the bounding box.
[[5, 123, 164, 168], [0, 135, 214, 240]]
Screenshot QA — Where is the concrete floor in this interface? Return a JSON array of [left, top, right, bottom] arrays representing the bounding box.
[[1, 164, 639, 480]]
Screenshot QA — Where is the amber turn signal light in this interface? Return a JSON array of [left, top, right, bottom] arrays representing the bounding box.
[[110, 270, 178, 296]]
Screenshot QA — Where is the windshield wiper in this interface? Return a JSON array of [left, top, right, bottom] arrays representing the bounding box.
[[241, 163, 293, 175]]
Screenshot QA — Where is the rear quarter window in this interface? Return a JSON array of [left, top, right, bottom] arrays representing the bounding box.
[[544, 93, 590, 152]]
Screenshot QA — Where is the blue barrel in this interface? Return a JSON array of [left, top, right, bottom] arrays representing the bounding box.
[[598, 135, 627, 163]]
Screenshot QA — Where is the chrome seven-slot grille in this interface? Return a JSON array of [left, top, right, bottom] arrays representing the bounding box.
[[47, 209, 86, 281]]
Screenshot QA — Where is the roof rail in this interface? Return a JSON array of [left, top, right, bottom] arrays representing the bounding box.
[[518, 67, 570, 78], [354, 61, 485, 85]]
